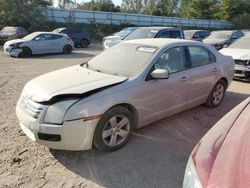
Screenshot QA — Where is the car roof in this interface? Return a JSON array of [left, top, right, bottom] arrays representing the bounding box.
[[137, 27, 176, 31], [213, 30, 237, 33], [32, 31, 65, 36], [123, 38, 201, 48], [54, 28, 66, 32], [184, 30, 209, 32]]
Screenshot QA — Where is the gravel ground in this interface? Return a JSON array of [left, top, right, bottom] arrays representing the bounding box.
[[0, 44, 250, 188]]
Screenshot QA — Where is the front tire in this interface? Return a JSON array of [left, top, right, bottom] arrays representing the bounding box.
[[93, 106, 134, 152], [20, 47, 32, 57], [205, 80, 226, 108]]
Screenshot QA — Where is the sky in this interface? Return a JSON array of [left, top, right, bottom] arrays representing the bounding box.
[[54, 0, 122, 7]]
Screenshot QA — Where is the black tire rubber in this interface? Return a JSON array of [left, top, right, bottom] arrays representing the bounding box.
[[20, 47, 32, 57], [80, 39, 89, 48], [93, 106, 134, 152], [63, 45, 72, 54], [205, 79, 226, 108]]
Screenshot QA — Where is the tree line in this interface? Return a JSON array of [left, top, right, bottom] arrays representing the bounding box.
[[60, 0, 250, 28]]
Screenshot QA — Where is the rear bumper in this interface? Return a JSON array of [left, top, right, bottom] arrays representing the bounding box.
[[16, 100, 98, 151]]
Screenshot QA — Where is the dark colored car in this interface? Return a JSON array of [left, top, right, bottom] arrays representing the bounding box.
[[103, 27, 185, 49], [53, 28, 90, 48], [0, 26, 28, 44], [183, 97, 250, 188], [203, 30, 244, 50], [124, 27, 185, 41], [184, 30, 210, 41]]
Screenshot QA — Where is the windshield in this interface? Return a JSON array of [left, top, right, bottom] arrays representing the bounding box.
[[229, 36, 250, 49], [23, 32, 39, 40], [53, 28, 64, 33], [184, 31, 195, 39], [1, 27, 17, 34], [124, 28, 159, 40], [207, 31, 233, 40], [87, 43, 158, 77], [115, 28, 137, 38]]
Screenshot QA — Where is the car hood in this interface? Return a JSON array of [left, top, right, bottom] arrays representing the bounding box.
[[22, 65, 127, 103], [207, 99, 250, 187], [5, 39, 28, 45], [191, 97, 250, 187], [103, 35, 121, 41], [220, 48, 250, 60], [203, 38, 227, 44]]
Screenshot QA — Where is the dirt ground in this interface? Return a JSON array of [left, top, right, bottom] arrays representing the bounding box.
[[0, 44, 249, 188]]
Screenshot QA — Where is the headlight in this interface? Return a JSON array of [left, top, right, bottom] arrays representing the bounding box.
[[183, 157, 203, 188], [15, 42, 23, 48], [43, 99, 78, 124], [105, 40, 112, 43]]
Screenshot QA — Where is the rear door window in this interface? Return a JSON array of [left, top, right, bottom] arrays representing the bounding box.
[[170, 30, 181, 38], [157, 30, 170, 38], [188, 46, 215, 68]]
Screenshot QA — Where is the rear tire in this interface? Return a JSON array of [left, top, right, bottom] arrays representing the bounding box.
[[93, 106, 134, 152], [63, 45, 72, 54], [20, 47, 32, 57], [205, 80, 226, 108], [80, 39, 89, 48]]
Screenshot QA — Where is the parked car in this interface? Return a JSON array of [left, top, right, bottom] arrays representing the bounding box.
[[103, 27, 185, 49], [203, 30, 244, 50], [103, 27, 138, 49], [16, 39, 234, 151], [4, 32, 74, 57], [184, 30, 210, 41], [220, 32, 250, 81], [53, 28, 90, 48], [0, 26, 28, 44], [183, 97, 250, 188]]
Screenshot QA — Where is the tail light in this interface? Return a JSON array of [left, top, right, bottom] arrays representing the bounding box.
[[67, 37, 73, 41]]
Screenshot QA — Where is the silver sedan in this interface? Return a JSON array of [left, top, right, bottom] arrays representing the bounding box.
[[4, 32, 74, 57], [16, 39, 234, 151]]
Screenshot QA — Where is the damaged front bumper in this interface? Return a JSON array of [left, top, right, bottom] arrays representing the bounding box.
[[4, 44, 22, 57], [234, 64, 250, 82], [16, 98, 98, 151]]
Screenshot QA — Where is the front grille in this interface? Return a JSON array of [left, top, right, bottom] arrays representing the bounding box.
[[20, 95, 45, 118], [235, 59, 249, 66], [235, 70, 243, 74]]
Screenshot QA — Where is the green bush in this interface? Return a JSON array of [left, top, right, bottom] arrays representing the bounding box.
[[232, 14, 250, 29]]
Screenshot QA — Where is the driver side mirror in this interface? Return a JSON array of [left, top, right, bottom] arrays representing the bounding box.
[[151, 69, 169, 79]]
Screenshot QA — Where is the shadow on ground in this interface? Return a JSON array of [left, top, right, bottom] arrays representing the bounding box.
[[50, 91, 249, 188], [27, 51, 96, 60]]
